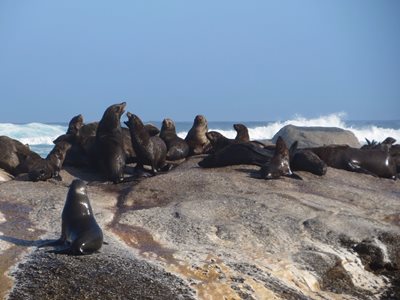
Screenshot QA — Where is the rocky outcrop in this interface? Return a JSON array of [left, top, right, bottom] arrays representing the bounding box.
[[272, 125, 361, 148], [0, 157, 399, 299]]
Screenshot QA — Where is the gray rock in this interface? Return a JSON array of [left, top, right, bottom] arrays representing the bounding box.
[[1, 157, 399, 299], [272, 125, 360, 148]]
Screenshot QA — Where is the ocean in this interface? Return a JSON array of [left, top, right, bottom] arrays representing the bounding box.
[[1, 113, 400, 158]]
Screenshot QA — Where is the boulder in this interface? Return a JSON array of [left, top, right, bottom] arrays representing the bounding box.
[[272, 125, 360, 148]]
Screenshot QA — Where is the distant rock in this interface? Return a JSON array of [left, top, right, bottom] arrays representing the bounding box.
[[272, 125, 360, 148]]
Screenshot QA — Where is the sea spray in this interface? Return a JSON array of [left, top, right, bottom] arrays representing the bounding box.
[[1, 113, 400, 157]]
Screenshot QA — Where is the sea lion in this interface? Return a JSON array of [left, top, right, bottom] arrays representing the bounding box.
[[198, 142, 273, 168], [28, 141, 72, 182], [308, 145, 397, 179], [39, 179, 103, 255], [233, 123, 250, 142], [185, 115, 211, 155], [259, 136, 298, 179], [95, 102, 126, 183], [125, 112, 167, 174], [160, 118, 189, 161]]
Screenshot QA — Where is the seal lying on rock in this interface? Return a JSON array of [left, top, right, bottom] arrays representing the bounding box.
[[259, 136, 299, 179], [185, 115, 211, 155], [28, 141, 72, 182], [0, 135, 42, 176], [308, 145, 397, 179], [198, 142, 273, 168], [160, 118, 189, 161], [362, 137, 400, 173], [289, 141, 327, 176], [95, 102, 127, 183], [125, 112, 168, 174], [39, 179, 103, 255]]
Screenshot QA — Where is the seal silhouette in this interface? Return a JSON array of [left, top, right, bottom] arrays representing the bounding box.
[[39, 179, 103, 255], [95, 102, 126, 183], [125, 112, 167, 174], [160, 118, 189, 161]]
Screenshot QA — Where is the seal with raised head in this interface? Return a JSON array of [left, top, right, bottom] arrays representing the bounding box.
[[160, 118, 189, 161], [95, 102, 126, 183], [125, 112, 167, 174], [259, 136, 299, 179], [39, 179, 103, 255], [233, 123, 250, 142], [28, 141, 72, 181], [185, 115, 211, 155], [206, 131, 233, 153]]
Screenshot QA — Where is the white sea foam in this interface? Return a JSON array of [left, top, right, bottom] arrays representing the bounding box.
[[1, 113, 400, 158], [0, 122, 66, 145]]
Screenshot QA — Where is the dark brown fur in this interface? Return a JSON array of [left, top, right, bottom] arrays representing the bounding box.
[[160, 118, 189, 161], [125, 112, 167, 174]]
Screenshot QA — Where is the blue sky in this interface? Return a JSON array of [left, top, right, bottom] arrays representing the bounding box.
[[0, 1, 399, 123]]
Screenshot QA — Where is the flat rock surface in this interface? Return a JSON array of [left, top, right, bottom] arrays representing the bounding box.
[[0, 157, 399, 299]]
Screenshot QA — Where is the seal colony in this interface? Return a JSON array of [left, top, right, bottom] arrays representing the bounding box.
[[1, 101, 399, 185]]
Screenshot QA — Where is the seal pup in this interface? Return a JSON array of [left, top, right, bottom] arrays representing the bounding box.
[[160, 118, 189, 161], [39, 179, 103, 255], [95, 102, 126, 183], [259, 136, 299, 179], [28, 141, 72, 181], [125, 112, 167, 174], [185, 115, 211, 155], [233, 123, 250, 142]]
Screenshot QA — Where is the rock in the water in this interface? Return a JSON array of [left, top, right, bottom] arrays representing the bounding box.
[[272, 125, 360, 148]]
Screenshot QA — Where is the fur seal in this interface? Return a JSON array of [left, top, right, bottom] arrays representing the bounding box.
[[259, 136, 298, 179], [206, 131, 233, 153], [309, 145, 397, 179], [0, 135, 42, 176], [39, 179, 103, 255], [53, 114, 84, 145], [160, 118, 189, 161], [95, 102, 127, 183], [125, 112, 167, 174], [185, 115, 211, 155], [289, 141, 327, 176], [233, 123, 250, 142], [28, 141, 72, 181], [198, 142, 273, 168]]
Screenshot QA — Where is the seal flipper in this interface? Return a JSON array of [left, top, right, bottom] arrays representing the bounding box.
[[38, 238, 65, 248], [347, 161, 378, 177]]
